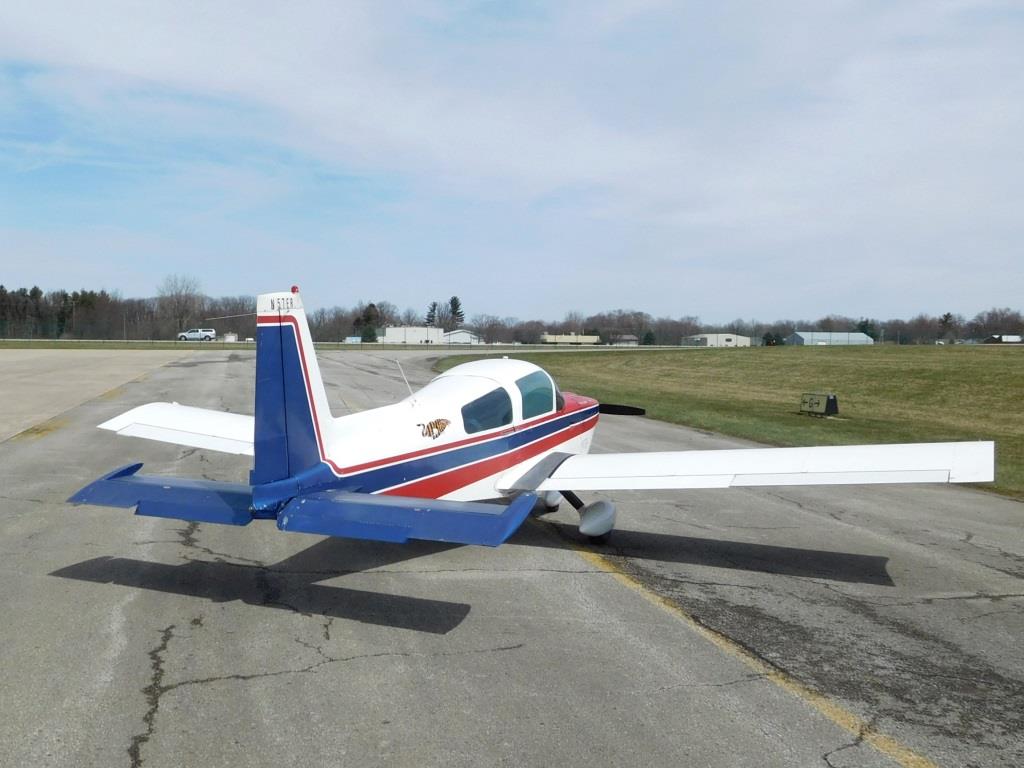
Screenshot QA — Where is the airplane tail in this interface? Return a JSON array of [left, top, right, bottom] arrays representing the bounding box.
[[251, 288, 333, 487], [68, 284, 539, 544]]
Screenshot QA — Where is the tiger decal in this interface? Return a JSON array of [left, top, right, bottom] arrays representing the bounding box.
[[418, 418, 451, 440]]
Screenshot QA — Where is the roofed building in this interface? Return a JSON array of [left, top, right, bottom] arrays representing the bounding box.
[[540, 332, 600, 345], [684, 333, 751, 348], [443, 329, 482, 344], [380, 326, 444, 344], [785, 331, 874, 346]]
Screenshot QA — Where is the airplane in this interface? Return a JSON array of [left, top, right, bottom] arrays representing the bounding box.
[[69, 287, 995, 547]]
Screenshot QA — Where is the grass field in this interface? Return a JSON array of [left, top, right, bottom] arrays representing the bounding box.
[[437, 346, 1024, 499]]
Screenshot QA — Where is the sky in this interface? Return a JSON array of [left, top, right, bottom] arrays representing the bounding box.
[[1, 0, 1022, 322]]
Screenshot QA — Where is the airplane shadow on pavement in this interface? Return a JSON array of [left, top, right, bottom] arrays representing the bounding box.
[[50, 537, 471, 634], [50, 516, 893, 633], [521, 519, 895, 586]]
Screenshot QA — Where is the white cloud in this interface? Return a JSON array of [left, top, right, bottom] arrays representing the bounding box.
[[0, 0, 1021, 318]]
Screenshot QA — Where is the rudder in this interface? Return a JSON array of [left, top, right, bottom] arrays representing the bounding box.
[[251, 288, 332, 487]]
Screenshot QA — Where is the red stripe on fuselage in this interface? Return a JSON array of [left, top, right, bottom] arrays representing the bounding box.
[[382, 413, 598, 499]]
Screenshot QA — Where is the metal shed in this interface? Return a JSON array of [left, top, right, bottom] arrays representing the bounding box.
[[785, 331, 874, 346]]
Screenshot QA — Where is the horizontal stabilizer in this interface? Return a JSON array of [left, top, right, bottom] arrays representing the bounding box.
[[68, 463, 253, 525], [278, 490, 537, 546], [99, 403, 254, 455], [526, 441, 994, 491]]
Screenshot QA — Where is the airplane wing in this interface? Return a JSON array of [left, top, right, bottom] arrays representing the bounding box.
[[99, 403, 254, 456], [504, 441, 994, 492]]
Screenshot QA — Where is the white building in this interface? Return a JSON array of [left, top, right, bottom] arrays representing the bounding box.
[[443, 329, 482, 344], [685, 333, 751, 348], [785, 331, 874, 346], [611, 334, 639, 347], [380, 326, 444, 344], [540, 332, 601, 345]]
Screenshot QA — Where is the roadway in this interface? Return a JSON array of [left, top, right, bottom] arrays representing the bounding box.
[[0, 348, 1020, 767]]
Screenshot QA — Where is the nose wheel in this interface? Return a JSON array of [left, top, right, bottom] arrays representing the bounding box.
[[560, 490, 616, 543]]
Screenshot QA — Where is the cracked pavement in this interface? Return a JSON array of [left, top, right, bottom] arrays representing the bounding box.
[[0, 349, 1021, 767]]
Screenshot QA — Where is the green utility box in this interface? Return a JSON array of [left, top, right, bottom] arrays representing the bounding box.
[[800, 392, 839, 416]]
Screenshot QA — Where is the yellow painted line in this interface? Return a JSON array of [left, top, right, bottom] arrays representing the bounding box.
[[573, 547, 937, 768], [9, 416, 68, 441]]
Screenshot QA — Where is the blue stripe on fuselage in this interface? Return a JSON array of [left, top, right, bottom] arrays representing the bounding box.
[[293, 404, 598, 497]]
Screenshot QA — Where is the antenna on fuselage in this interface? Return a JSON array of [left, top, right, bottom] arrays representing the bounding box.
[[394, 359, 414, 398]]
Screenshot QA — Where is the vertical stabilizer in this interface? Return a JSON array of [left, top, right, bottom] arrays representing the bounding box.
[[252, 289, 332, 486]]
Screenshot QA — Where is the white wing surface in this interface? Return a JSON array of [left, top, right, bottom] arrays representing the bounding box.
[[99, 403, 254, 456], [526, 442, 993, 491]]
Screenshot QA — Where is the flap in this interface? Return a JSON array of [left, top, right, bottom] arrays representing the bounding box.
[[525, 441, 994, 491]]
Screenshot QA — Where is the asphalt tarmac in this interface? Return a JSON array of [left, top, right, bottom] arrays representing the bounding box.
[[0, 349, 1020, 768]]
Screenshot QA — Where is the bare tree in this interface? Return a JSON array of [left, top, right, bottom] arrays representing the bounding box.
[[432, 302, 453, 331], [400, 307, 422, 326], [157, 274, 202, 337], [469, 314, 508, 344], [375, 301, 399, 327], [905, 313, 940, 344], [968, 307, 1023, 339]]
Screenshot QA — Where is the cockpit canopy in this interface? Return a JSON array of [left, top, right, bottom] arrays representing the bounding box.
[[416, 359, 563, 435]]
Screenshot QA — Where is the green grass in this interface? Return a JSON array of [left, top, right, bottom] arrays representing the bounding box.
[[437, 346, 1024, 499]]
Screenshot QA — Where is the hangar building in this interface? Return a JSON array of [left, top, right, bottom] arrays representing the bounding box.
[[685, 333, 751, 347], [541, 332, 600, 345], [443, 329, 482, 344], [785, 331, 874, 346], [380, 326, 444, 344]]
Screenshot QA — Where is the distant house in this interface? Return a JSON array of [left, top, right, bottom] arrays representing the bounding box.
[[443, 329, 482, 344], [610, 334, 639, 347], [983, 334, 1022, 344], [343, 335, 363, 344], [540, 332, 601, 345], [785, 331, 874, 346], [380, 326, 444, 344], [685, 333, 751, 348]]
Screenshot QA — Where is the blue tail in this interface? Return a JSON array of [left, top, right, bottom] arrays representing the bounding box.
[[251, 291, 333, 491]]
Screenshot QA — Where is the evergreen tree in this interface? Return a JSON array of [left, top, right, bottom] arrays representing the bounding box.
[[855, 318, 878, 340], [448, 296, 464, 329], [425, 301, 439, 326]]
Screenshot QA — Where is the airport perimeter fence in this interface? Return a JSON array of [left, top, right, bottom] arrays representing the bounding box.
[[0, 338, 697, 352]]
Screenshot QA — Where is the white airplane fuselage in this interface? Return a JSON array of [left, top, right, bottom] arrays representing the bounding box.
[[296, 358, 600, 502]]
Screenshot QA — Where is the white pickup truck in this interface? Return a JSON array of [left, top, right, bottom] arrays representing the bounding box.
[[177, 328, 217, 341]]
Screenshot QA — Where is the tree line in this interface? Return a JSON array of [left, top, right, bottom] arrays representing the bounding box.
[[1, 276, 1020, 345]]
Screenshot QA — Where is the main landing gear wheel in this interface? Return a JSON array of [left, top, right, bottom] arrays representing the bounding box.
[[560, 491, 616, 543], [542, 491, 562, 510]]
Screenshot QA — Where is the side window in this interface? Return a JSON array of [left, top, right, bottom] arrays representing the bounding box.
[[516, 371, 554, 420], [462, 388, 513, 434]]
